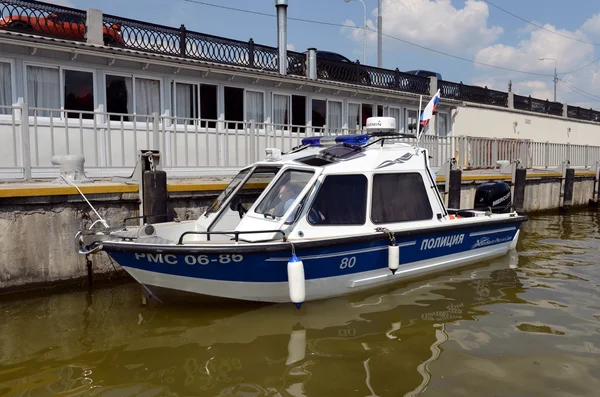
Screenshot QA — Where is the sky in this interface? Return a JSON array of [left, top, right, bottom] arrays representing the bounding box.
[[58, 0, 600, 110]]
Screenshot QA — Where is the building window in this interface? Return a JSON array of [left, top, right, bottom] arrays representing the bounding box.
[[406, 109, 418, 134], [224, 86, 244, 129], [371, 173, 433, 223], [26, 65, 60, 117], [274, 94, 307, 132], [348, 103, 360, 132], [106, 74, 132, 120], [308, 174, 367, 225], [437, 113, 449, 137], [0, 62, 12, 115], [135, 77, 161, 116], [377, 105, 384, 117], [246, 91, 264, 124], [64, 70, 94, 119], [106, 75, 160, 121], [328, 101, 342, 133], [173, 82, 198, 123], [390, 107, 401, 132], [200, 84, 217, 128], [291, 95, 306, 132], [361, 103, 373, 126], [312, 99, 326, 131], [273, 94, 290, 126]]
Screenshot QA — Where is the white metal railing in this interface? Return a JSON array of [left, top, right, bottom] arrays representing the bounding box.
[[1, 102, 599, 180]]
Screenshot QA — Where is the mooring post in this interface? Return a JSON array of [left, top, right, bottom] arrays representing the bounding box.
[[562, 168, 575, 211], [439, 157, 456, 207], [595, 160, 600, 200], [589, 160, 600, 207], [140, 151, 168, 224], [143, 169, 168, 223], [513, 168, 527, 213], [448, 169, 462, 209]]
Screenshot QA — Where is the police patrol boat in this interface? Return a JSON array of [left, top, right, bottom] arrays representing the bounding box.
[[76, 117, 527, 307]]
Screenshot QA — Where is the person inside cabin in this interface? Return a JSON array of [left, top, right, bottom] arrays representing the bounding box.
[[285, 195, 326, 224], [267, 183, 300, 218], [308, 205, 326, 224]]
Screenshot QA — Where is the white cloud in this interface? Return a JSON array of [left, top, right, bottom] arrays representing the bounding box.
[[559, 70, 600, 106], [517, 80, 546, 90], [471, 14, 600, 107], [582, 14, 600, 37], [514, 80, 554, 101], [287, 43, 296, 51], [342, 0, 503, 53], [571, 101, 597, 109], [472, 77, 501, 90], [475, 24, 593, 73]]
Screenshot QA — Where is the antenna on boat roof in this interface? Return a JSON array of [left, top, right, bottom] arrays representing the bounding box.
[[364, 117, 413, 138], [364, 116, 396, 136]]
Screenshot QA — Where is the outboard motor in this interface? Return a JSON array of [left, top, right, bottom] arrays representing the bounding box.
[[473, 182, 512, 213]]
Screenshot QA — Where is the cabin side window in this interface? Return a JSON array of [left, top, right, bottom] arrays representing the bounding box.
[[308, 174, 367, 226], [371, 173, 433, 223]]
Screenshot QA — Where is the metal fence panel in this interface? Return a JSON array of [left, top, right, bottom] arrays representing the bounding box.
[[1, 103, 600, 180]]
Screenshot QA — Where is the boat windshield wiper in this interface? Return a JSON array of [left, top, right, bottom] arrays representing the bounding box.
[[264, 213, 276, 219]]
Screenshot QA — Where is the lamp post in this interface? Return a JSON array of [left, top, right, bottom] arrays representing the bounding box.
[[344, 0, 367, 65], [539, 57, 558, 102], [377, 0, 382, 68]]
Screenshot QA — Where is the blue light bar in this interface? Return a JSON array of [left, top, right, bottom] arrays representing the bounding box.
[[301, 134, 370, 147]]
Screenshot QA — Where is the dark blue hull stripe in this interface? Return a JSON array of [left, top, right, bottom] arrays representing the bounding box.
[[107, 224, 519, 283]]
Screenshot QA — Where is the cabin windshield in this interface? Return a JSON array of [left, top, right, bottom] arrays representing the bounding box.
[[204, 168, 250, 217], [205, 165, 280, 222], [254, 169, 315, 219], [207, 166, 281, 231]]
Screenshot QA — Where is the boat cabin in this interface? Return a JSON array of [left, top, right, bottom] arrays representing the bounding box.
[[192, 117, 447, 243]]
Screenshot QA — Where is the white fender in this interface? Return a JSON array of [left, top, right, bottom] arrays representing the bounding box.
[[388, 244, 400, 274], [287, 254, 305, 308]]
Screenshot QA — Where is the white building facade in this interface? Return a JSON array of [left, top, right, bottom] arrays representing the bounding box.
[[0, 0, 599, 179]]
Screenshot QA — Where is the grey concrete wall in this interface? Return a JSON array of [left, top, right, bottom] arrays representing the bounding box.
[[0, 194, 138, 292], [0, 177, 595, 294], [167, 192, 214, 221], [449, 177, 595, 213], [0, 191, 219, 293]]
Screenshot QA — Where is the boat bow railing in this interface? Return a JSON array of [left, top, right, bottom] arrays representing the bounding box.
[[177, 230, 287, 244]]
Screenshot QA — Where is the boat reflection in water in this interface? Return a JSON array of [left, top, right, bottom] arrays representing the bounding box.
[[0, 252, 523, 397]]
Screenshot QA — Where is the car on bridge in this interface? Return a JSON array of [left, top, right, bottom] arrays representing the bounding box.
[[405, 70, 442, 80]]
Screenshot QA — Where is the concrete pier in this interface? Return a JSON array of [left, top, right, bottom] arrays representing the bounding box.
[[0, 169, 596, 294]]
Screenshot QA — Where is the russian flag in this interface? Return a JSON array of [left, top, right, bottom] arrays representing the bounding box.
[[419, 89, 441, 127]]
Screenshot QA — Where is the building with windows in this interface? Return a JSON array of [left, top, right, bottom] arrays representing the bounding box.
[[0, 0, 599, 180]]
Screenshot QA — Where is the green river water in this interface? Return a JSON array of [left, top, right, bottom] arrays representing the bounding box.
[[1, 209, 600, 396]]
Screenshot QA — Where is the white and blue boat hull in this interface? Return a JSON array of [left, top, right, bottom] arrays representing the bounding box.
[[103, 221, 524, 303]]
